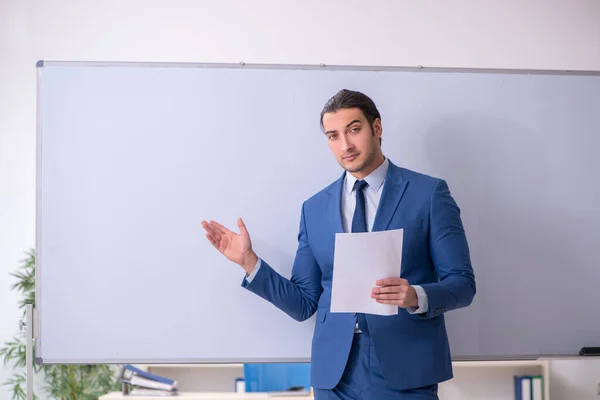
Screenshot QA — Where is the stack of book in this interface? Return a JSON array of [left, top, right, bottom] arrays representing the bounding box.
[[514, 375, 543, 400], [120, 364, 178, 396]]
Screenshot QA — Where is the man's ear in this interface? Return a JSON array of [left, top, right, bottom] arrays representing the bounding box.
[[372, 118, 383, 139]]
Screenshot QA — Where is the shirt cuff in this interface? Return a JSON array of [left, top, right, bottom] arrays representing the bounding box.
[[407, 285, 428, 314], [244, 258, 262, 283]]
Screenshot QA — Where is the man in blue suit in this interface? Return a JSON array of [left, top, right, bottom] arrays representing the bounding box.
[[202, 89, 476, 399]]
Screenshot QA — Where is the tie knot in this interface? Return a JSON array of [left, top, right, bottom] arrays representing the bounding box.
[[354, 180, 368, 193]]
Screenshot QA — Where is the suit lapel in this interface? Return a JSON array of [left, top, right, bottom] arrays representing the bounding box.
[[325, 161, 408, 234], [372, 162, 408, 232], [326, 172, 345, 234]]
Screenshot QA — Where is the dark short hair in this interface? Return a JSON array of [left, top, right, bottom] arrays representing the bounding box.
[[319, 89, 381, 130]]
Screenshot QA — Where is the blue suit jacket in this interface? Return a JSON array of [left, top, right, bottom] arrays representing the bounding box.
[[242, 160, 476, 390]]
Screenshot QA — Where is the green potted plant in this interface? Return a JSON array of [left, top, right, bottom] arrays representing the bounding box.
[[0, 249, 122, 400]]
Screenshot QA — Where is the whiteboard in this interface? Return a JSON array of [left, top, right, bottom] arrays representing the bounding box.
[[35, 61, 600, 364]]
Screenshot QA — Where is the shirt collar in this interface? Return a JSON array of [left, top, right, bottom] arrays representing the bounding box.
[[346, 157, 389, 193]]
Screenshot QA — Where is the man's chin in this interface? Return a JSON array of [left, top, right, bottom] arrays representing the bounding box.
[[340, 160, 364, 173]]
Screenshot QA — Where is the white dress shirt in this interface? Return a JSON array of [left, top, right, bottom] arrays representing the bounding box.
[[246, 157, 428, 316]]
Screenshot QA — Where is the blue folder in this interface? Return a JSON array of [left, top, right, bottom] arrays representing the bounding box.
[[243, 363, 310, 392]]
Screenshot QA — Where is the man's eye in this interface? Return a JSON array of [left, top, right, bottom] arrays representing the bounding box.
[[350, 127, 359, 132]]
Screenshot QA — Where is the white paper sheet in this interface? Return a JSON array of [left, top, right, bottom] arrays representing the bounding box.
[[330, 228, 404, 316]]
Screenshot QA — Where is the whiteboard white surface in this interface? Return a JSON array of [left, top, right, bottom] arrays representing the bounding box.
[[36, 62, 600, 363]]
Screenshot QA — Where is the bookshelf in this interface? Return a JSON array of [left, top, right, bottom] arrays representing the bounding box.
[[119, 360, 549, 400]]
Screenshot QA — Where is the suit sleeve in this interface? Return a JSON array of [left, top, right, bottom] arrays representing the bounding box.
[[241, 202, 323, 322], [419, 179, 476, 319]]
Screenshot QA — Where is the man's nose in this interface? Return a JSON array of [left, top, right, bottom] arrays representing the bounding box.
[[340, 136, 353, 152]]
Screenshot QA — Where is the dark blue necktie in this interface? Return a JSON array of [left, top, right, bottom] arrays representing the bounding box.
[[352, 180, 369, 333], [351, 180, 369, 233]]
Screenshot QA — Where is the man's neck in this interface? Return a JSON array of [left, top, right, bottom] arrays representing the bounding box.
[[350, 154, 386, 180]]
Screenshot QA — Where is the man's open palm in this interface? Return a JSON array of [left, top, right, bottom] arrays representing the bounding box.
[[201, 218, 257, 273]]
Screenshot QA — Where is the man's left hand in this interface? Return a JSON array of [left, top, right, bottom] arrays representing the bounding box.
[[371, 278, 418, 308]]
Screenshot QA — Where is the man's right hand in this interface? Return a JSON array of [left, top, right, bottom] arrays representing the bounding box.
[[201, 218, 258, 275]]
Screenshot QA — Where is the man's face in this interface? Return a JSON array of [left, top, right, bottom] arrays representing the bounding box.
[[322, 107, 382, 178]]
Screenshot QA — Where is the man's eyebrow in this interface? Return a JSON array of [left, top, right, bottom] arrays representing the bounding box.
[[325, 119, 361, 135]]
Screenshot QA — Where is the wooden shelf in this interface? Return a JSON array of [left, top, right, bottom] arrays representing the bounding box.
[[100, 392, 312, 400], [452, 360, 546, 368], [144, 364, 243, 369], [135, 360, 551, 399], [143, 360, 545, 368]]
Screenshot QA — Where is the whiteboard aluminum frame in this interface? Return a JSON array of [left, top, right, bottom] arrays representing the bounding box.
[[36, 59, 600, 75], [34, 60, 600, 364]]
